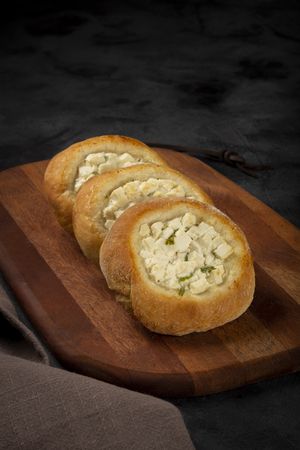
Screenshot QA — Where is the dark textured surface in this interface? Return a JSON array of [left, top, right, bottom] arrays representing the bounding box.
[[0, 1, 299, 449], [1, 0, 300, 226]]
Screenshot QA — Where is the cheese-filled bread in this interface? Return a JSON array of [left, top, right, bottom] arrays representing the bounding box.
[[44, 135, 167, 232], [100, 198, 255, 335], [73, 164, 213, 263]]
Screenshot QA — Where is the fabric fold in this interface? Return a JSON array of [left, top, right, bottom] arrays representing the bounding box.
[[0, 283, 194, 450]]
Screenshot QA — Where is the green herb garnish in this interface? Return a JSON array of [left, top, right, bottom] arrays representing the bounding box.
[[211, 250, 217, 258], [165, 235, 175, 245], [184, 254, 189, 261], [178, 286, 185, 296], [200, 266, 215, 274], [165, 229, 178, 245], [178, 273, 193, 283]]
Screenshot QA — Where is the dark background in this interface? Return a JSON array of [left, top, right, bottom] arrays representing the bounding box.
[[1, 1, 299, 449]]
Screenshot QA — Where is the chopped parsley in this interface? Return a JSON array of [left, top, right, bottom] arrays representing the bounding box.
[[211, 250, 217, 258], [178, 273, 193, 283], [178, 286, 185, 296], [165, 229, 178, 245], [200, 265, 215, 274], [184, 254, 189, 261]]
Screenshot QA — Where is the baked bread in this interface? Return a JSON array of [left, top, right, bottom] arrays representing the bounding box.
[[100, 198, 255, 335], [73, 164, 213, 263], [44, 135, 167, 232]]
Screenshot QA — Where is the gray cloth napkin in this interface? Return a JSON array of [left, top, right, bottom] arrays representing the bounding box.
[[0, 284, 194, 450]]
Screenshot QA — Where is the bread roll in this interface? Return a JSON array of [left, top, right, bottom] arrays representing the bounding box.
[[44, 135, 167, 232], [73, 164, 213, 263], [100, 198, 255, 335]]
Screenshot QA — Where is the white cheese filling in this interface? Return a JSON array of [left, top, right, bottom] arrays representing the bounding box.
[[103, 178, 195, 229], [74, 152, 143, 192], [139, 213, 233, 295]]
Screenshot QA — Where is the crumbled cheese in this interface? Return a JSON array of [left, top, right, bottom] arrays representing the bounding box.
[[174, 232, 191, 252], [197, 222, 212, 236], [211, 235, 224, 250], [139, 223, 150, 237], [190, 276, 211, 294], [162, 226, 175, 240], [167, 277, 181, 290], [214, 242, 233, 259], [188, 250, 205, 266], [139, 179, 159, 195], [139, 214, 233, 296], [151, 222, 164, 239], [74, 152, 144, 192], [168, 217, 182, 230], [78, 165, 95, 177], [103, 178, 197, 229], [118, 153, 135, 163], [175, 260, 197, 277], [86, 153, 105, 164], [150, 264, 165, 283], [169, 185, 186, 196], [187, 225, 201, 239], [212, 265, 225, 284], [74, 175, 93, 192], [143, 236, 156, 251], [124, 181, 140, 196], [182, 212, 197, 228], [97, 161, 115, 174], [109, 186, 129, 205]]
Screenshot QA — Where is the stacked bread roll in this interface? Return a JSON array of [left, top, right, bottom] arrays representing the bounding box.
[[44, 135, 167, 232], [44, 135, 255, 335]]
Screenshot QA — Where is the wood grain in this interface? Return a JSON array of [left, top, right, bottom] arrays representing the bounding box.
[[0, 148, 299, 397]]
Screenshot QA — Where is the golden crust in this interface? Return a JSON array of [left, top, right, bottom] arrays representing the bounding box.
[[43, 135, 168, 233], [73, 164, 213, 264], [100, 198, 255, 335]]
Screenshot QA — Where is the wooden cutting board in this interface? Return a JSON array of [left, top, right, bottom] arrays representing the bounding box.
[[0, 148, 299, 397]]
